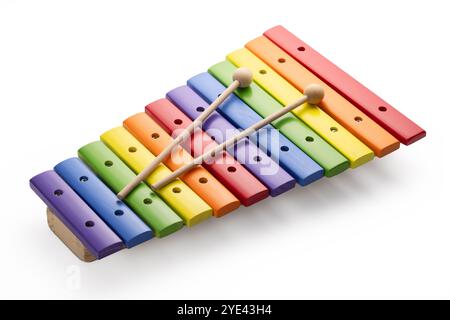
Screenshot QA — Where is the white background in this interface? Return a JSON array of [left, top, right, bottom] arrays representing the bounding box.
[[0, 0, 448, 299]]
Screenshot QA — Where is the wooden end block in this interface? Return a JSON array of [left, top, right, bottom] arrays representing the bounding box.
[[46, 208, 96, 262]]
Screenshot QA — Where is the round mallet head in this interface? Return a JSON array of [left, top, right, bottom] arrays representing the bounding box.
[[304, 84, 325, 105], [232, 67, 253, 88]]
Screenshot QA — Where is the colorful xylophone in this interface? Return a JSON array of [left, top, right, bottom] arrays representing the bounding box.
[[30, 25, 425, 262]]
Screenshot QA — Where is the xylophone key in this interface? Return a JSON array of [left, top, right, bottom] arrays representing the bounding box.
[[146, 99, 269, 206], [54, 158, 153, 247], [245, 36, 400, 157], [78, 141, 184, 237], [30, 171, 124, 259], [227, 48, 374, 168], [264, 25, 426, 145], [101, 127, 212, 226], [188, 72, 324, 186], [167, 86, 296, 197], [123, 113, 241, 217], [208, 61, 349, 177]]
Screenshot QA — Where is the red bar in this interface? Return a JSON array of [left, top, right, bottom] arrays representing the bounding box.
[[264, 25, 426, 145], [145, 99, 269, 206]]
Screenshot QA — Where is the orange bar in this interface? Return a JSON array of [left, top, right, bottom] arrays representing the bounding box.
[[246, 36, 400, 157], [124, 113, 240, 217]]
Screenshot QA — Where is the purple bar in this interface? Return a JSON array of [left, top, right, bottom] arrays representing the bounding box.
[[167, 86, 296, 197], [30, 170, 124, 259]]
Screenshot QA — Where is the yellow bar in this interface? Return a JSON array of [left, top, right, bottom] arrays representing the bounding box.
[[101, 127, 212, 226], [227, 48, 374, 168]]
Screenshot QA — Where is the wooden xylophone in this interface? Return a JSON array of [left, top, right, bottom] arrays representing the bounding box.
[[30, 25, 425, 262]]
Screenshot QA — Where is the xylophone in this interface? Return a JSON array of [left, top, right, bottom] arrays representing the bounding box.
[[30, 25, 425, 262]]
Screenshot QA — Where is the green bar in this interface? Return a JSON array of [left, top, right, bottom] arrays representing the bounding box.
[[78, 141, 183, 237], [208, 61, 349, 177]]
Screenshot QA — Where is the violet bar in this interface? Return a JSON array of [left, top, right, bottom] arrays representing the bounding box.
[[30, 170, 124, 259]]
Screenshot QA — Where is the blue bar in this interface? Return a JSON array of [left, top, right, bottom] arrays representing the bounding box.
[[187, 73, 324, 186], [54, 158, 153, 248]]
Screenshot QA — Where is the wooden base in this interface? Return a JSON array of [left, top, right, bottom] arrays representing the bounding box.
[[46, 208, 96, 262]]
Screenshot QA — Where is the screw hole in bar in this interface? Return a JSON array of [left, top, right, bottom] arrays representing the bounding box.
[[297, 46, 306, 51], [174, 119, 183, 125], [330, 127, 338, 133], [105, 160, 113, 167], [172, 187, 181, 193], [378, 106, 387, 112], [305, 136, 314, 142], [128, 146, 137, 153], [85, 221, 95, 227], [79, 176, 88, 182], [114, 210, 124, 216], [278, 58, 286, 63], [254, 155, 262, 162], [199, 177, 208, 184], [227, 166, 237, 173], [54, 189, 64, 196], [259, 69, 267, 75], [280, 146, 289, 152], [151, 133, 159, 139], [143, 198, 152, 205], [354, 116, 363, 123], [196, 106, 205, 112]]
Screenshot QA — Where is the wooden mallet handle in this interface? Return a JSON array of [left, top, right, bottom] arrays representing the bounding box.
[[117, 68, 253, 199], [151, 84, 325, 190]]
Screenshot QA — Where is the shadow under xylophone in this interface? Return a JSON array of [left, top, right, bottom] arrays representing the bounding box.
[[30, 25, 425, 262]]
